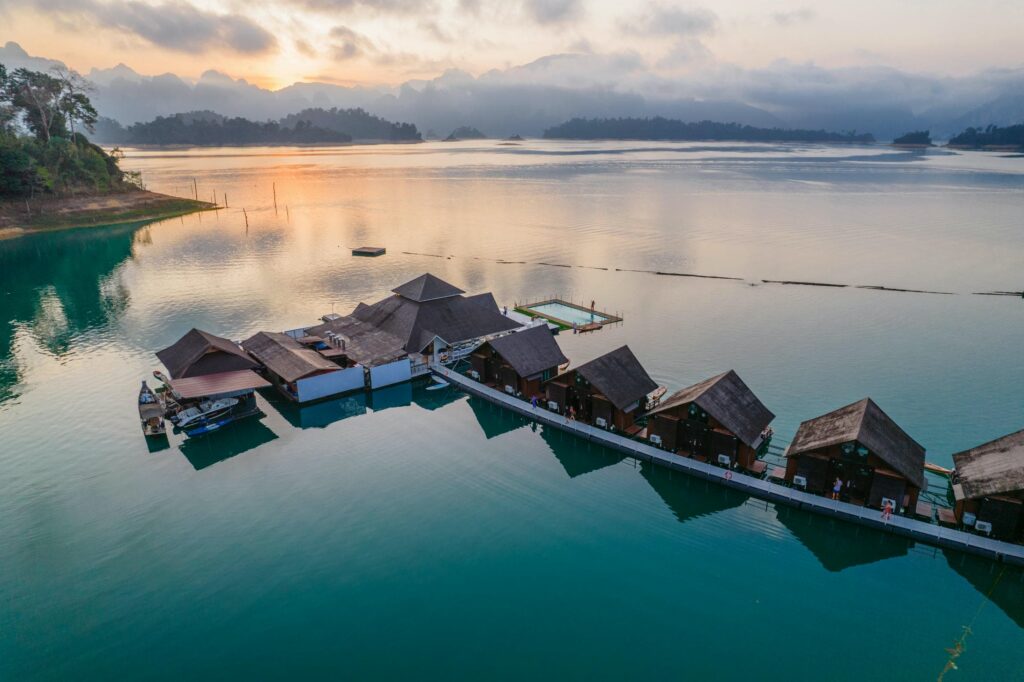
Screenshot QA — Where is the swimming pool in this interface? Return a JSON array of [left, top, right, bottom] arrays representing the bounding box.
[[525, 301, 615, 326]]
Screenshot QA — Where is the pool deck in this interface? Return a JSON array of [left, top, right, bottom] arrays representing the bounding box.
[[432, 365, 1024, 567], [517, 298, 623, 329]]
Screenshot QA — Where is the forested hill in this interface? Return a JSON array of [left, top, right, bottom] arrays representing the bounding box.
[[279, 108, 420, 142], [543, 117, 875, 143], [947, 123, 1024, 149], [95, 108, 421, 146]]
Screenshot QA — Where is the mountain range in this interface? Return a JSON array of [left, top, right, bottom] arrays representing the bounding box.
[[3, 41, 1023, 141]]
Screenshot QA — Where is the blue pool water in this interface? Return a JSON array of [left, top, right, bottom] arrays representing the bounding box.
[[529, 301, 610, 326]]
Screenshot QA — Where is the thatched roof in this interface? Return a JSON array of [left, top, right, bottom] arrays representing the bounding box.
[[487, 326, 568, 379], [573, 345, 657, 411], [304, 316, 408, 367], [392, 273, 464, 302], [786, 398, 926, 489], [646, 370, 774, 448], [951, 429, 1024, 501], [351, 278, 519, 352], [242, 331, 340, 383], [155, 327, 258, 379]]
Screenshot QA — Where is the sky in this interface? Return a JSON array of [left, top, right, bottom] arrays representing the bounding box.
[[1, 0, 1022, 90]]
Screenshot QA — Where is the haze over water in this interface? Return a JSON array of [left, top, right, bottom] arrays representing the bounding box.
[[2, 140, 1024, 679]]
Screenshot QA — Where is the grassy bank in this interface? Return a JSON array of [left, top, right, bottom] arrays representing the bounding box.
[[0, 190, 216, 239]]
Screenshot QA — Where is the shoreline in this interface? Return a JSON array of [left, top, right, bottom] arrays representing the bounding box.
[[0, 190, 216, 240]]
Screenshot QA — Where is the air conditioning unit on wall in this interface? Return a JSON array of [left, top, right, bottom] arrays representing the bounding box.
[[595, 417, 608, 428], [975, 520, 993, 535], [649, 434, 663, 446], [717, 454, 732, 466], [792, 475, 807, 490]]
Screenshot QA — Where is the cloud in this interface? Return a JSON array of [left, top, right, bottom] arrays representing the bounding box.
[[772, 8, 815, 26], [623, 4, 717, 37], [330, 25, 375, 60], [32, 0, 277, 54], [288, 0, 427, 12], [524, 0, 582, 24]]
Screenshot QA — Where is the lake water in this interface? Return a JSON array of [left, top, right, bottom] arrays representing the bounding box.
[[2, 141, 1024, 680]]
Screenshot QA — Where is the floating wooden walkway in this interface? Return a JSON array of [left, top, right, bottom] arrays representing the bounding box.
[[433, 366, 1024, 567]]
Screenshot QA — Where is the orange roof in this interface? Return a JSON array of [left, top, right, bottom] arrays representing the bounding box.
[[169, 370, 270, 399]]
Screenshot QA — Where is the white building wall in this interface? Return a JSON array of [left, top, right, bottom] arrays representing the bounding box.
[[369, 359, 412, 388], [296, 366, 365, 402]]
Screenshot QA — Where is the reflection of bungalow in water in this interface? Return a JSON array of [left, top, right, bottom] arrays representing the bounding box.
[[305, 273, 519, 381], [645, 370, 773, 469], [156, 328, 260, 379], [641, 461, 747, 524], [777, 507, 911, 572], [784, 398, 926, 512], [470, 325, 567, 397], [544, 345, 657, 432], [242, 331, 364, 403], [951, 429, 1024, 541]]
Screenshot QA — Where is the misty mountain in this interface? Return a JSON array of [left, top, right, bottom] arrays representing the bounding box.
[[3, 41, 1023, 142]]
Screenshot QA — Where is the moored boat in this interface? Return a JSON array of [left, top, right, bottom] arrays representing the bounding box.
[[138, 381, 166, 437]]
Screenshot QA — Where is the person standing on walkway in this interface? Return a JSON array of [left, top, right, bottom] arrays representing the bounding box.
[[832, 477, 842, 500], [882, 500, 894, 520]]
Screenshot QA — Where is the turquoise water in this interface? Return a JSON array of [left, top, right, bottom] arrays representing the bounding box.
[[528, 301, 610, 326], [2, 141, 1024, 679]]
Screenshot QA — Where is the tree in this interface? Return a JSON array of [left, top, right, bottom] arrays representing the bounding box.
[[8, 68, 66, 142], [53, 66, 98, 137]]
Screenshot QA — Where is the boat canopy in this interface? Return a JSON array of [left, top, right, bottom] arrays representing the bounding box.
[[169, 369, 271, 399]]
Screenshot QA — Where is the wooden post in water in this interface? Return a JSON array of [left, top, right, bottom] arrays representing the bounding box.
[[273, 182, 278, 213], [224, 193, 229, 208], [286, 205, 290, 222], [242, 208, 249, 230]]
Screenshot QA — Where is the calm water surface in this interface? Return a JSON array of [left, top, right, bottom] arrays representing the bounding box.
[[2, 141, 1024, 680]]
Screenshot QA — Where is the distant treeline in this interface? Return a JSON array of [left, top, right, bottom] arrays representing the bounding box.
[[543, 117, 875, 143], [948, 123, 1024, 149], [95, 107, 421, 146], [892, 130, 932, 145]]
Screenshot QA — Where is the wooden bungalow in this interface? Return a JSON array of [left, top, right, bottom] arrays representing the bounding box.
[[156, 328, 260, 379], [242, 331, 363, 403], [645, 370, 774, 469], [470, 325, 568, 397], [951, 429, 1024, 541], [784, 398, 926, 512], [543, 345, 657, 432]]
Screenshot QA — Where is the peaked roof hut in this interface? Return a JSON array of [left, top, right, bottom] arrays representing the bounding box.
[[348, 273, 519, 353], [952, 429, 1024, 501], [786, 398, 926, 490], [487, 326, 568, 380], [573, 345, 658, 411], [156, 328, 259, 379], [647, 370, 774, 449], [950, 429, 1024, 540]]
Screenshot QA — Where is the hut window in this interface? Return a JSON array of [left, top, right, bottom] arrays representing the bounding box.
[[541, 369, 553, 382], [688, 404, 708, 422]]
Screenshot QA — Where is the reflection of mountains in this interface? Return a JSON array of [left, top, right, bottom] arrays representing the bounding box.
[[776, 507, 910, 572], [540, 424, 625, 478], [179, 417, 278, 470], [0, 222, 144, 405], [943, 549, 1024, 629], [640, 462, 748, 523]]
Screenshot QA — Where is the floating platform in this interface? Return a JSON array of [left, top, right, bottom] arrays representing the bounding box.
[[352, 246, 386, 257], [516, 299, 622, 330], [433, 365, 1024, 567]]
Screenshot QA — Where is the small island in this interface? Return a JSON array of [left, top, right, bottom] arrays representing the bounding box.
[[444, 126, 488, 141], [947, 123, 1024, 151], [542, 116, 875, 143], [892, 130, 933, 147], [1, 63, 211, 238]]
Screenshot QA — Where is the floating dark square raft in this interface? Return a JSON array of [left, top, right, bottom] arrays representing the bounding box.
[[352, 246, 386, 257]]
